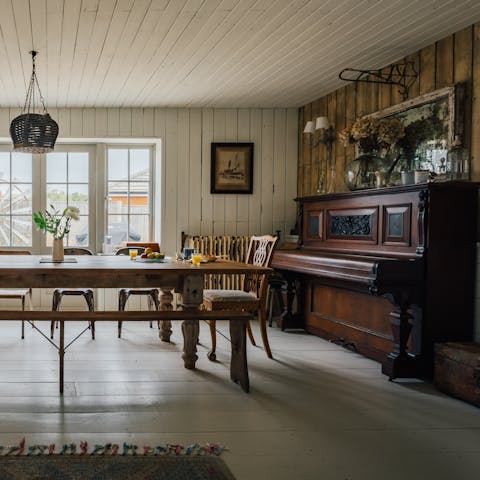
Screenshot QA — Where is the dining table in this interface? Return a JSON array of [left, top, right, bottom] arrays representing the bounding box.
[[0, 254, 270, 394]]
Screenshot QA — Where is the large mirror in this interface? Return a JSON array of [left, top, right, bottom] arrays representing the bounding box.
[[372, 84, 465, 177]]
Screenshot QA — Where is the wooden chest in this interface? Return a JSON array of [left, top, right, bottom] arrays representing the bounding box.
[[434, 342, 480, 407]]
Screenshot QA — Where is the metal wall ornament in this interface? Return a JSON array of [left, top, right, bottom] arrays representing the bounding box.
[[10, 51, 58, 154], [339, 60, 418, 99]]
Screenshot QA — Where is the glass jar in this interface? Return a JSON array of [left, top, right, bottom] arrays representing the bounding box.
[[446, 147, 469, 180], [344, 149, 387, 190]]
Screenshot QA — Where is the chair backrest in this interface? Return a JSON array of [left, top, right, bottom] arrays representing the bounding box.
[[64, 247, 93, 255], [115, 247, 146, 256], [0, 250, 32, 255], [243, 235, 278, 300]]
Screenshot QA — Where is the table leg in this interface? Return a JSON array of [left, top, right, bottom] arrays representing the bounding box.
[[230, 318, 249, 392], [59, 320, 65, 395], [159, 288, 173, 342], [181, 318, 199, 369]]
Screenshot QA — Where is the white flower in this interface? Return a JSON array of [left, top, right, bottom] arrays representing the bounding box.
[[66, 206, 80, 221]]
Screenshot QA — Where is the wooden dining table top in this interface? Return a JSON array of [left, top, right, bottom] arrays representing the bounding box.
[[0, 255, 270, 288]]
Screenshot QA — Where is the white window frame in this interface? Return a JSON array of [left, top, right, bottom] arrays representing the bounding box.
[[0, 141, 158, 254], [105, 144, 155, 248]]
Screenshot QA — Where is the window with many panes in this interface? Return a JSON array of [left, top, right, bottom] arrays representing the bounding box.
[[0, 144, 154, 252], [107, 147, 152, 246], [0, 152, 33, 246], [46, 151, 90, 247]]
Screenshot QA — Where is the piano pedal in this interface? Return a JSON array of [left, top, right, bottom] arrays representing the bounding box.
[[329, 337, 358, 353]]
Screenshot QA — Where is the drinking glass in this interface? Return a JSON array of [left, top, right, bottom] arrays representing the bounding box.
[[191, 253, 203, 266], [129, 249, 138, 260]]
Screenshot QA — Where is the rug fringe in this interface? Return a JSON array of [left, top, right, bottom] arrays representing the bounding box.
[[3, 438, 225, 457]]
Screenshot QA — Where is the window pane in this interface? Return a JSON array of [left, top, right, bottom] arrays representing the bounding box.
[[11, 216, 31, 246], [108, 182, 128, 214], [47, 184, 67, 211], [130, 181, 149, 214], [11, 184, 32, 214], [130, 149, 149, 178], [130, 215, 149, 242], [0, 216, 10, 244], [107, 215, 130, 246], [46, 152, 67, 182], [68, 184, 89, 214], [68, 215, 88, 247], [0, 153, 10, 181], [12, 153, 32, 182], [68, 153, 89, 183], [0, 185, 10, 214], [108, 149, 128, 180]]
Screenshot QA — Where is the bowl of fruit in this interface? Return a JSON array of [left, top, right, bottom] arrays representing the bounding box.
[[136, 248, 169, 262]]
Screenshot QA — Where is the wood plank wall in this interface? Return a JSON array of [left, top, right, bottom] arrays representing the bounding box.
[[0, 107, 298, 255], [298, 23, 480, 196]]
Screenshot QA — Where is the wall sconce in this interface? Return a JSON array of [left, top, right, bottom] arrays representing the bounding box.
[[303, 116, 335, 193]]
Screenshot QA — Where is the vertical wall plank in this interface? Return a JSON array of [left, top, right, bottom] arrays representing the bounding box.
[[454, 27, 473, 160], [297, 107, 304, 198], [188, 109, 202, 235], [436, 35, 454, 88], [200, 108, 214, 235], [58, 109, 71, 137], [285, 108, 299, 234], [334, 88, 346, 192], [420, 44, 436, 95], [213, 109, 226, 234], [177, 109, 190, 239], [82, 108, 95, 137], [236, 108, 250, 234], [119, 109, 132, 137], [302, 103, 312, 196], [164, 109, 178, 251], [249, 109, 262, 234], [345, 83, 357, 168], [225, 109, 238, 235], [406, 52, 421, 100], [261, 109, 274, 235], [273, 108, 287, 237], [326, 93, 336, 193], [310, 99, 321, 195], [95, 108, 108, 137], [107, 108, 120, 136], [143, 108, 155, 137], [131, 108, 144, 137], [70, 109, 83, 137], [471, 24, 480, 181]]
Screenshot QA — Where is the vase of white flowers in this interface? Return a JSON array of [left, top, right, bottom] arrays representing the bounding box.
[[33, 205, 80, 262]]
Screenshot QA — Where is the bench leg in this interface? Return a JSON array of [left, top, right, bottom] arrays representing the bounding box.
[[181, 319, 199, 369], [230, 318, 249, 393], [207, 320, 217, 361]]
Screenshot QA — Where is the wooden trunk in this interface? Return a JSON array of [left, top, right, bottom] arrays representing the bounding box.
[[434, 342, 480, 407]]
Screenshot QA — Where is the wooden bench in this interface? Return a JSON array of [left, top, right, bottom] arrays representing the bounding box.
[[0, 310, 253, 394]]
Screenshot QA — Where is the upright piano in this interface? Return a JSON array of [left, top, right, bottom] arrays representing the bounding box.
[[272, 182, 478, 379]]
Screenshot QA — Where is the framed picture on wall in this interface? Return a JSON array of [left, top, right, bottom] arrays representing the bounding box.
[[211, 142, 254, 194]]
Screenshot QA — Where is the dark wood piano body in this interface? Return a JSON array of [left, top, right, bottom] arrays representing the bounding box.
[[272, 182, 478, 378]]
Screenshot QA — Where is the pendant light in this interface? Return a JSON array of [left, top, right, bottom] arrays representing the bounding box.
[[10, 50, 58, 153]]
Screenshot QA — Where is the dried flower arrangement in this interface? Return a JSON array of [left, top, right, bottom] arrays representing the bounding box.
[[339, 116, 405, 151]]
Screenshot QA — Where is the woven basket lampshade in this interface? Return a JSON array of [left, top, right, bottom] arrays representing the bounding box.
[[10, 51, 58, 154], [10, 113, 58, 153]]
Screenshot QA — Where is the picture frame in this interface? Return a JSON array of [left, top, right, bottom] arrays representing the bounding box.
[[370, 84, 465, 175], [211, 142, 254, 194]]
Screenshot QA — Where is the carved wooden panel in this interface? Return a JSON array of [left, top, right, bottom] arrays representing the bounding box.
[[305, 210, 323, 241], [326, 208, 378, 243], [382, 205, 411, 246]]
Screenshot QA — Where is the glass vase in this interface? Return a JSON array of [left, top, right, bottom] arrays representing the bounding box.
[[344, 149, 386, 190]]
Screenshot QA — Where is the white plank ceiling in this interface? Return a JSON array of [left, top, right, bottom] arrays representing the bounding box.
[[0, 0, 479, 108]]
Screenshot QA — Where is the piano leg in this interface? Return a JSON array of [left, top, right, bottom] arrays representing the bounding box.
[[382, 301, 418, 380]]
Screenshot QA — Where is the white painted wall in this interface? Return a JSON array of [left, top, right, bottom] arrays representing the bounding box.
[[0, 106, 298, 312], [0, 107, 298, 255]]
